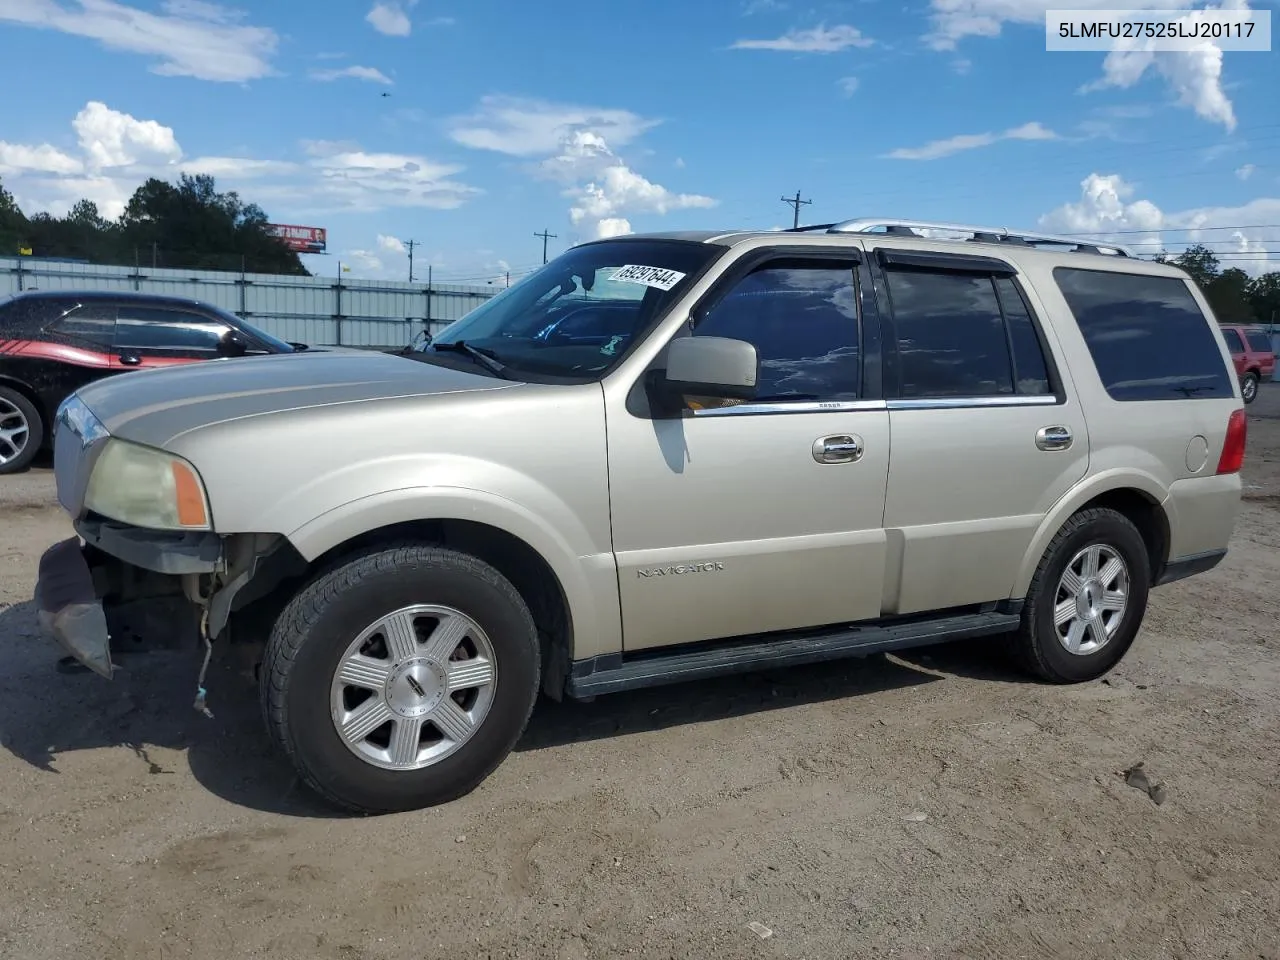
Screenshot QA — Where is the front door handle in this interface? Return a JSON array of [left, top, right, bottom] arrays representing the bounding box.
[[814, 434, 863, 464], [1036, 425, 1073, 451]]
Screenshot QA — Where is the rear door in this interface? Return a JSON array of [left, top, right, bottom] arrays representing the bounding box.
[[869, 247, 1090, 614], [1219, 327, 1247, 374]]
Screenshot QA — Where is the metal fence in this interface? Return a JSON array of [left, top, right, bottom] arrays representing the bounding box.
[[1, 256, 500, 348]]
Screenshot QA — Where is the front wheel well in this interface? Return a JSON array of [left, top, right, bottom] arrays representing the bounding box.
[[307, 519, 574, 701], [1075, 488, 1169, 585]]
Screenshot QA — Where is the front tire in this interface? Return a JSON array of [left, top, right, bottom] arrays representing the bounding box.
[[1240, 371, 1259, 404], [260, 543, 541, 814], [0, 386, 42, 475], [1012, 507, 1151, 683]]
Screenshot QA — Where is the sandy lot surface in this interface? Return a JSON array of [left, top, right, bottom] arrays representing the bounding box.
[[1, 389, 1278, 960]]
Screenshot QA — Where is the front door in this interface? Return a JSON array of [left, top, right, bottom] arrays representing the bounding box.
[[605, 253, 891, 652]]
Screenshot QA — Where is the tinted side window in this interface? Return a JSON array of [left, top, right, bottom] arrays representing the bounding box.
[[116, 306, 230, 351], [50, 304, 116, 346], [1054, 269, 1233, 401], [884, 269, 1013, 398], [1245, 331, 1273, 353], [693, 261, 860, 402], [1221, 328, 1245, 353], [995, 277, 1052, 396]]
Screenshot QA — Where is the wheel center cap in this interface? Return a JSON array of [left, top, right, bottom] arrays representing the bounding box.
[[386, 659, 446, 718], [1076, 579, 1102, 619]]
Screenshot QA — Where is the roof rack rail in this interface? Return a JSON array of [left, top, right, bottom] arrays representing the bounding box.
[[805, 218, 1136, 258]]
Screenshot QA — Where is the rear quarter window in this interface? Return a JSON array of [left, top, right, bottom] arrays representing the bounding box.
[[1246, 331, 1274, 354], [1053, 268, 1233, 401]]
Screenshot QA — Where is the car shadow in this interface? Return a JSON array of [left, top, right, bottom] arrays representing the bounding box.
[[0, 599, 1024, 818]]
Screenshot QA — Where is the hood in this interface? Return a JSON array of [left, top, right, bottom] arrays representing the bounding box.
[[74, 349, 516, 449]]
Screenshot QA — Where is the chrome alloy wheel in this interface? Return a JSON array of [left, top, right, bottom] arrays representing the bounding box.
[[1053, 544, 1129, 656], [0, 397, 30, 465], [330, 604, 497, 770]]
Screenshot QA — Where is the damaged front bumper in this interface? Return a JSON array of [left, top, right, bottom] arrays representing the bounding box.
[[35, 537, 116, 679], [33, 521, 217, 679], [33, 519, 298, 684]]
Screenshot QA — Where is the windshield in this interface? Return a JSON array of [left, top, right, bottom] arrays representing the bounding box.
[[424, 238, 720, 381]]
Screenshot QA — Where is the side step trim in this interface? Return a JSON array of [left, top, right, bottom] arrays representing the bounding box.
[[566, 608, 1022, 699]]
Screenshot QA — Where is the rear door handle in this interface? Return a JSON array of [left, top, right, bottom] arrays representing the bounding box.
[[1036, 425, 1073, 451], [118, 352, 141, 367], [814, 434, 863, 464]]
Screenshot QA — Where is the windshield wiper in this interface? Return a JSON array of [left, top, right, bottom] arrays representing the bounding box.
[[431, 340, 515, 379]]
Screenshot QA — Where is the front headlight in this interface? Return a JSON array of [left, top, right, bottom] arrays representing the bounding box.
[[84, 439, 212, 531]]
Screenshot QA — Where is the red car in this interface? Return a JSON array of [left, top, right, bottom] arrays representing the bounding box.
[[1219, 324, 1275, 404]]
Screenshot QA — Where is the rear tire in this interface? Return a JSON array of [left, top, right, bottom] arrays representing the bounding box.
[[0, 386, 42, 475], [1011, 507, 1151, 683], [1240, 371, 1259, 404], [260, 542, 541, 814]]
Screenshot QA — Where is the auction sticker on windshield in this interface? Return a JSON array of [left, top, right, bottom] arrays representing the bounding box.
[[610, 264, 687, 291]]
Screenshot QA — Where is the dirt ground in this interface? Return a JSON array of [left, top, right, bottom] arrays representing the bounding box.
[[1, 390, 1278, 960]]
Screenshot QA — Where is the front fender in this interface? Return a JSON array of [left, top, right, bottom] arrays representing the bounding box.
[[285, 484, 622, 661], [1010, 468, 1170, 598]]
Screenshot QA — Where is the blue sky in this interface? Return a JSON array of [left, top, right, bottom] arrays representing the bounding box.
[[1, 0, 1278, 283]]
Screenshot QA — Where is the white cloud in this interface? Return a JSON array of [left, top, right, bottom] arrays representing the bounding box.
[[0, 0, 278, 82], [1236, 164, 1256, 181], [1083, 26, 1236, 130], [884, 121, 1058, 160], [306, 143, 480, 211], [310, 65, 393, 84], [448, 95, 658, 157], [73, 101, 182, 170], [838, 76, 860, 97], [924, 0, 1245, 131], [1, 101, 482, 223], [592, 218, 633, 240], [0, 142, 83, 176], [542, 131, 717, 241], [732, 23, 873, 52], [1039, 172, 1280, 275], [952, 58, 972, 74], [377, 234, 406, 253], [674, 157, 686, 169], [366, 0, 413, 36], [179, 157, 299, 177]]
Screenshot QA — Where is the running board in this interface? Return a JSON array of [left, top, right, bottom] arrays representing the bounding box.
[[566, 607, 1022, 698]]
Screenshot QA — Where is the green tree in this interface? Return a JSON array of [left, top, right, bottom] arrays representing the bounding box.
[[1248, 272, 1280, 329], [1171, 244, 1220, 290], [120, 173, 308, 274], [1206, 267, 1255, 324], [0, 177, 29, 256]]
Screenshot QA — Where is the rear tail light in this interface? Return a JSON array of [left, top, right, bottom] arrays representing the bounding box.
[[1216, 408, 1247, 474]]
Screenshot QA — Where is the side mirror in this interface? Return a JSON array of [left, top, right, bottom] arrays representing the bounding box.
[[663, 336, 758, 401], [218, 330, 249, 358]]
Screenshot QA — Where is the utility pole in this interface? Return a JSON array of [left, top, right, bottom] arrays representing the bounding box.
[[403, 238, 420, 282], [781, 190, 812, 230], [534, 228, 558, 264]]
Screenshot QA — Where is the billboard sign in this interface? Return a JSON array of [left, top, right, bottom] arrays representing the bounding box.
[[267, 223, 327, 254]]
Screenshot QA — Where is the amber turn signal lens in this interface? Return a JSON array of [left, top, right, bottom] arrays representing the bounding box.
[[171, 460, 209, 527]]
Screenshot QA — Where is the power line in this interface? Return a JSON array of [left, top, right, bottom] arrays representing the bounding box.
[[781, 190, 812, 230], [534, 229, 558, 264]]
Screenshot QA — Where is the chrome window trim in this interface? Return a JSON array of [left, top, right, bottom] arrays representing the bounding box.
[[689, 394, 1059, 417], [887, 394, 1059, 410], [691, 399, 887, 417]]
